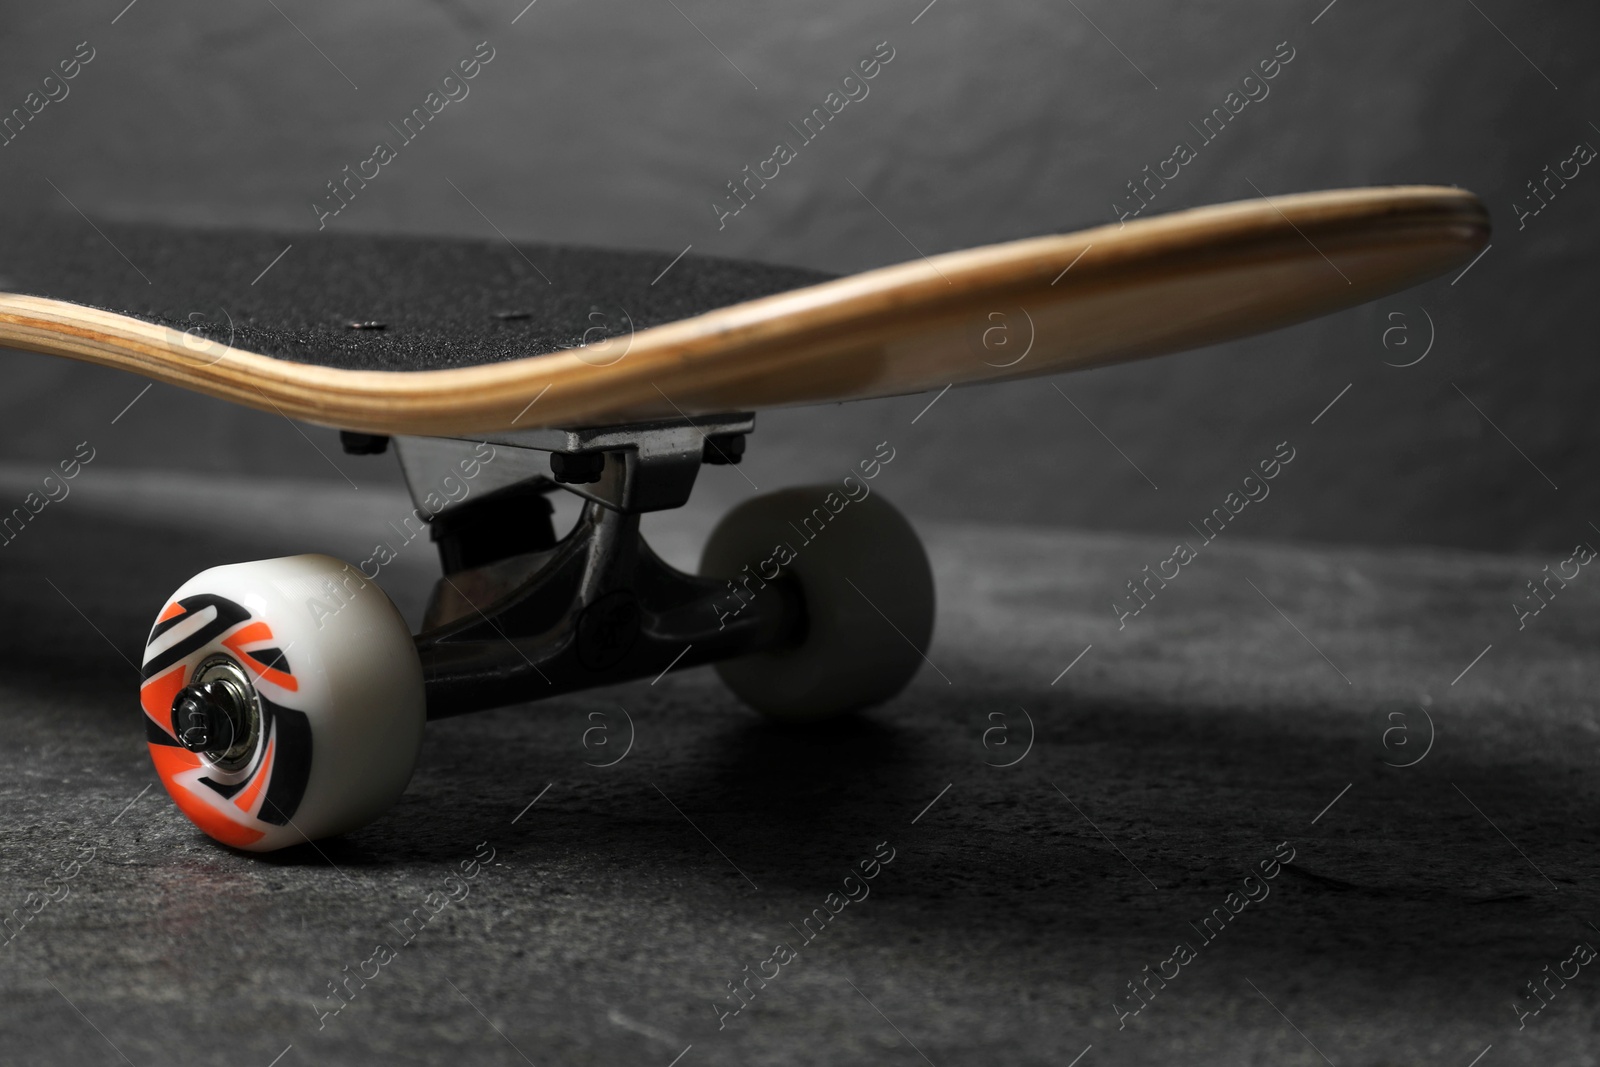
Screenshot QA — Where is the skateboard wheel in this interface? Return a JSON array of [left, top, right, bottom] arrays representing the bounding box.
[[700, 487, 935, 720], [139, 554, 424, 851]]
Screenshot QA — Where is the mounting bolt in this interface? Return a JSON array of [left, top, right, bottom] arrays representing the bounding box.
[[550, 451, 606, 484], [703, 433, 746, 465], [340, 431, 390, 455]]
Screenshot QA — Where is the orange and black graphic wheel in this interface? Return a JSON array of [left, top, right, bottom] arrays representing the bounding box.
[[141, 554, 425, 851]]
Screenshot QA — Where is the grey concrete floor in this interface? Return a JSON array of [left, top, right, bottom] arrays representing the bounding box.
[[1, 466, 1597, 1065]]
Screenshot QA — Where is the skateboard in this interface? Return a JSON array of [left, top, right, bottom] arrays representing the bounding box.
[[0, 186, 1487, 851]]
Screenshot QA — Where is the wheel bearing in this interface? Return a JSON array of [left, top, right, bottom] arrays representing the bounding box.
[[170, 655, 261, 771]]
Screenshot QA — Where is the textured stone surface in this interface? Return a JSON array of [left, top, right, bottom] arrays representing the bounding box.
[[1, 469, 1595, 1064]]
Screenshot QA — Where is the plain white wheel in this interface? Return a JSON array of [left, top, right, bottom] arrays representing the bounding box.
[[139, 554, 424, 851], [700, 485, 935, 720]]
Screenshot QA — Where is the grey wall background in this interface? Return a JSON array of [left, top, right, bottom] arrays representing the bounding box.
[[0, 0, 1595, 552]]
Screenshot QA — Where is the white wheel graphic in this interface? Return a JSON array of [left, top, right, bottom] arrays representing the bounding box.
[[701, 486, 935, 720], [140, 554, 424, 851]]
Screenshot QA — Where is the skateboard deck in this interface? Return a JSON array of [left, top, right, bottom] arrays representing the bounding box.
[[0, 186, 1486, 436]]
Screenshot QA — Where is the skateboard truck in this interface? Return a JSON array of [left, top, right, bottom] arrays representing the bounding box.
[[392, 414, 802, 719]]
